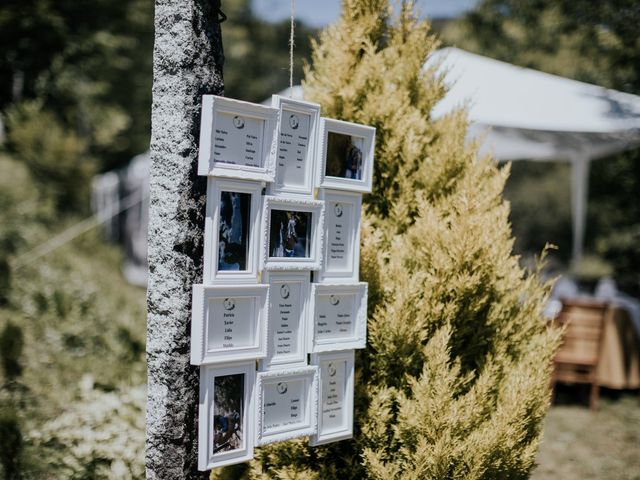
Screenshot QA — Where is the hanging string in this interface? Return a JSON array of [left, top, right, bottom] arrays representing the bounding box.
[[289, 0, 296, 96]]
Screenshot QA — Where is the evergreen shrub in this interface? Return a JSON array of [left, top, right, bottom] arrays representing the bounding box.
[[241, 1, 560, 478]]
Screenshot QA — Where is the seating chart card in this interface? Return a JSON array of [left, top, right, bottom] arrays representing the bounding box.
[[192, 94, 375, 471]]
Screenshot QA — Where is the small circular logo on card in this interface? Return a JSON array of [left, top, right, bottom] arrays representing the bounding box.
[[233, 115, 245, 129], [223, 298, 235, 311], [334, 203, 343, 217], [289, 114, 299, 130], [280, 284, 290, 299], [328, 363, 337, 377], [329, 295, 340, 306], [277, 382, 288, 394]]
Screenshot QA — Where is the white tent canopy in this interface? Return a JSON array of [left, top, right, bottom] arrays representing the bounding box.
[[426, 47, 640, 262], [280, 48, 640, 262]]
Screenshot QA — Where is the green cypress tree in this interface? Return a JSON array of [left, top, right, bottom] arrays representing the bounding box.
[[241, 1, 560, 478]]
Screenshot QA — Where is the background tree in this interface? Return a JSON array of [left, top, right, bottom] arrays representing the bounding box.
[[233, 1, 559, 478], [443, 0, 640, 295]]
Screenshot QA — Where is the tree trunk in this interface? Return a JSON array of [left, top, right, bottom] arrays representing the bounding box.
[[146, 0, 224, 478]]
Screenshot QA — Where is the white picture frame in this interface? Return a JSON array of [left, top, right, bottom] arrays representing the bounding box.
[[258, 271, 311, 372], [255, 366, 319, 445], [309, 350, 355, 446], [308, 282, 368, 353], [203, 178, 263, 284], [260, 196, 325, 271], [191, 284, 269, 365], [316, 189, 362, 282], [198, 95, 278, 181], [267, 96, 321, 197], [317, 117, 375, 193], [198, 362, 256, 470]]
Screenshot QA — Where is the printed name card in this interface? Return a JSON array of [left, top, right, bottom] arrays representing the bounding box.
[[269, 96, 320, 197], [256, 366, 319, 445], [198, 96, 278, 181], [317, 190, 362, 282], [259, 272, 310, 370], [310, 351, 354, 446], [309, 283, 368, 353], [191, 284, 269, 365], [213, 112, 264, 168]]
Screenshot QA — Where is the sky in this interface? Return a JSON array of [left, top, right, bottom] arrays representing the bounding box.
[[252, 0, 480, 27]]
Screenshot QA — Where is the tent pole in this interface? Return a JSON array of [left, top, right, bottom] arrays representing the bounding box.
[[570, 155, 590, 265]]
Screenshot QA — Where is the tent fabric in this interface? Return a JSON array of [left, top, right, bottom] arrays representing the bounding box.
[[427, 47, 640, 161], [276, 48, 640, 261]]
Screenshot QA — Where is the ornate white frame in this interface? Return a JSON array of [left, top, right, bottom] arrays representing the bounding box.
[[308, 282, 368, 353], [309, 350, 355, 446], [198, 362, 256, 470], [204, 178, 263, 284], [191, 284, 269, 365], [260, 196, 325, 271], [267, 96, 321, 197], [198, 95, 278, 181], [317, 117, 375, 193], [255, 366, 319, 445], [316, 189, 362, 282], [258, 271, 311, 372]]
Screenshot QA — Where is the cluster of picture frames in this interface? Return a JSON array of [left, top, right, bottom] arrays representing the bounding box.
[[192, 95, 375, 470]]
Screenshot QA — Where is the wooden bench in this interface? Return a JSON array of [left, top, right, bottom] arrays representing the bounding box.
[[551, 298, 609, 410]]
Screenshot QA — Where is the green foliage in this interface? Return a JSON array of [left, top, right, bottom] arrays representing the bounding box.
[[0, 0, 154, 173], [221, 0, 317, 103], [240, 1, 560, 478], [0, 154, 147, 478], [443, 0, 640, 296], [0, 407, 23, 480], [5, 101, 95, 212], [503, 162, 572, 262], [0, 322, 23, 381]]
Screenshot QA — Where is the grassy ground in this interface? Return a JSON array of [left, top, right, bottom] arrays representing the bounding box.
[[533, 391, 640, 480]]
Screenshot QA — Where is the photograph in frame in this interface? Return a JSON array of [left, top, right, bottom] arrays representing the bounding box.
[[309, 282, 368, 353], [198, 95, 278, 182], [191, 284, 269, 365], [325, 132, 364, 180], [261, 196, 325, 271], [269, 96, 321, 197], [309, 350, 355, 446], [204, 178, 263, 284], [255, 366, 319, 445], [259, 271, 311, 371], [269, 209, 312, 258], [213, 373, 244, 454], [317, 189, 362, 282], [198, 362, 256, 470], [218, 191, 251, 271], [317, 118, 375, 193]]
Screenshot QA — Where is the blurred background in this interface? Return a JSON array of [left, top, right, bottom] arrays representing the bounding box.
[[0, 0, 638, 478]]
